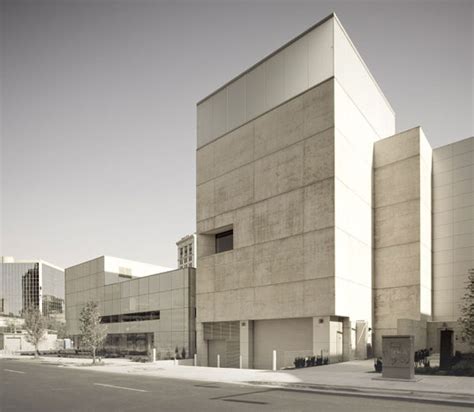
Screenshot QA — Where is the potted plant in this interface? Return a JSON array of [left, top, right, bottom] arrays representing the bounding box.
[[374, 357, 383, 373]]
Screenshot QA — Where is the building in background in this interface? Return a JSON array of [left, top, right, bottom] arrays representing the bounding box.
[[177, 234, 197, 268], [0, 256, 65, 321], [65, 256, 196, 358], [195, 12, 473, 369]]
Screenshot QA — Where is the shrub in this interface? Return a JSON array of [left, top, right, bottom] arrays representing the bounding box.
[[294, 357, 305, 368], [129, 355, 150, 363], [451, 359, 474, 376], [374, 358, 383, 373]]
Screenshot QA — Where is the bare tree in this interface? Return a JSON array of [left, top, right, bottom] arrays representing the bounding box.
[[79, 301, 107, 364], [458, 268, 474, 350], [23, 306, 47, 358]]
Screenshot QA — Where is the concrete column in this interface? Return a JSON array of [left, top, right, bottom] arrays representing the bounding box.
[[313, 316, 330, 358], [239, 320, 253, 369], [342, 318, 355, 361], [196, 323, 208, 367], [355, 321, 368, 359]]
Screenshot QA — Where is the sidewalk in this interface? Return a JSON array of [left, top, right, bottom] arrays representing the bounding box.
[[3, 355, 473, 406]]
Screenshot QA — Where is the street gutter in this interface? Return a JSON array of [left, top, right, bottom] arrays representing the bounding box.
[[244, 381, 474, 408]]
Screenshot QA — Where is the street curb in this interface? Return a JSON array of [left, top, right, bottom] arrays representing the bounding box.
[[244, 381, 474, 408]]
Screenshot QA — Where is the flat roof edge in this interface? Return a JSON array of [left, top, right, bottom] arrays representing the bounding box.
[[196, 12, 336, 106], [433, 135, 474, 150], [332, 14, 395, 116]]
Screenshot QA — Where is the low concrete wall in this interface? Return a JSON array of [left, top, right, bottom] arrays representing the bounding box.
[[0, 332, 58, 353]]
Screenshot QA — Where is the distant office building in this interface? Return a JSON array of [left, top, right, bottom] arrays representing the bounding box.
[[195, 13, 473, 369], [0, 256, 65, 320], [65, 256, 196, 358], [177, 234, 197, 268]]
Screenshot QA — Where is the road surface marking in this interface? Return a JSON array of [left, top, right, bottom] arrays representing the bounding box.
[[4, 369, 25, 374], [93, 383, 148, 393]]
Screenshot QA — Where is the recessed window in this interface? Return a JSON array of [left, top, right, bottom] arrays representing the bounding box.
[[215, 230, 233, 253], [100, 310, 160, 324]]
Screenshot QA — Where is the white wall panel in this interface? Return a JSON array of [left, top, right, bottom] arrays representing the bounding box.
[[308, 17, 334, 87], [227, 76, 246, 131], [245, 64, 266, 121], [211, 89, 227, 139], [334, 81, 378, 164], [197, 98, 212, 148], [265, 52, 285, 110], [284, 37, 308, 98], [333, 18, 395, 139], [334, 179, 371, 246], [335, 277, 371, 321]]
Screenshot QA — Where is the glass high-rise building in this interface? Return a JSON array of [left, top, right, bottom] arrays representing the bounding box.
[[0, 257, 65, 320]]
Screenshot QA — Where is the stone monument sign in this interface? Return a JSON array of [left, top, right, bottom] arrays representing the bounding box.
[[382, 335, 415, 380]]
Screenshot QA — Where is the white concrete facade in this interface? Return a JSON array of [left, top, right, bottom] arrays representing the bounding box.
[[432, 137, 474, 322], [195, 12, 473, 368], [196, 14, 397, 369]]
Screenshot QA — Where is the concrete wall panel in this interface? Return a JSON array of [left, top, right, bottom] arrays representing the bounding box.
[[253, 318, 313, 369]]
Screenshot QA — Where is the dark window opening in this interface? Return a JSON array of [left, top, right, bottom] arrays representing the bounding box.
[[100, 310, 160, 324], [215, 230, 233, 253]]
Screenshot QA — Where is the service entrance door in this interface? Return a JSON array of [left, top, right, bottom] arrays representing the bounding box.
[[440, 329, 453, 370]]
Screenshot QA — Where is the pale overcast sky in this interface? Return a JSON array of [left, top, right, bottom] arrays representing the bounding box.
[[1, 0, 473, 268]]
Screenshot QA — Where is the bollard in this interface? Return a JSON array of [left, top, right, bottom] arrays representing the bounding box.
[[174, 357, 177, 366], [272, 350, 277, 371], [240, 355, 243, 369], [217, 354, 220, 368], [194, 353, 197, 366], [152, 348, 156, 363]]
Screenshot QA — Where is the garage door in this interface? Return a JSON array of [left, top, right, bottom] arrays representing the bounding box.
[[204, 321, 240, 368], [208, 340, 226, 367], [254, 318, 313, 370]]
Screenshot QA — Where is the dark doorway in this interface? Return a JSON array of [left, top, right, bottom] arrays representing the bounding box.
[[439, 329, 453, 369]]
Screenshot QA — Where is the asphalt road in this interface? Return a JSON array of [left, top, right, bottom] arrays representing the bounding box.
[[0, 359, 469, 412]]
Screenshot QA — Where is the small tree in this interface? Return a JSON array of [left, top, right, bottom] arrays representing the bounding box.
[[23, 306, 47, 358], [79, 301, 107, 364], [458, 268, 474, 350]]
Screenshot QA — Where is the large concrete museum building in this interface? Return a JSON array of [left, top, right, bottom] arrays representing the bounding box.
[[195, 13, 473, 369]]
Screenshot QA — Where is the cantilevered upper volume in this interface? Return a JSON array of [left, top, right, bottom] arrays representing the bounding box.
[[197, 13, 395, 149]]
